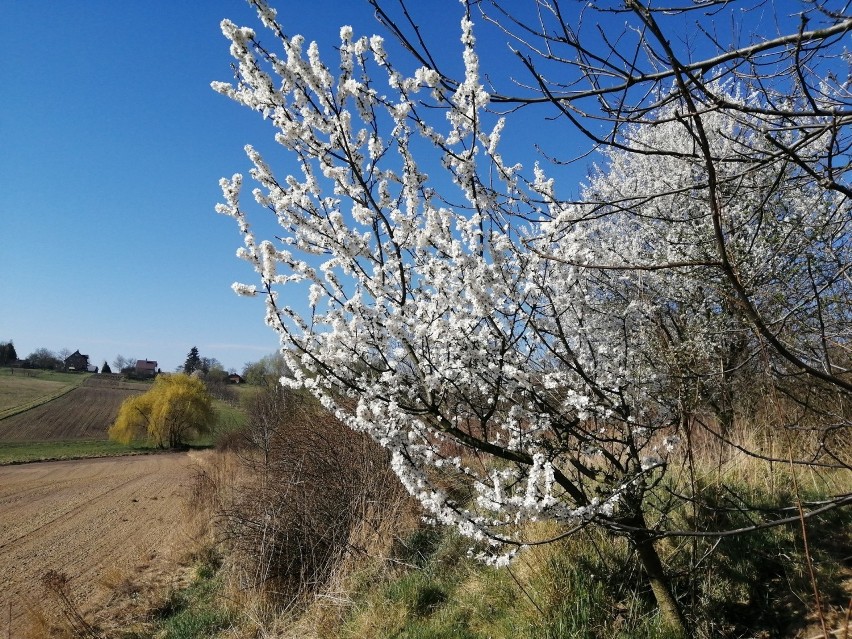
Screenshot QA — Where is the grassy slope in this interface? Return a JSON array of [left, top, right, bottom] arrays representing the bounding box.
[[0, 369, 90, 419], [0, 372, 250, 464], [0, 376, 150, 443]]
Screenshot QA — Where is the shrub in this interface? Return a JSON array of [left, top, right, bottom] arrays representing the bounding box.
[[216, 385, 418, 607]]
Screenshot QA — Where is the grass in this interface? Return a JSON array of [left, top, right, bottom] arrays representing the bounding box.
[[332, 504, 852, 639], [10, 381, 847, 638], [338, 526, 679, 639], [151, 553, 236, 639], [0, 368, 88, 384], [213, 400, 248, 435], [657, 468, 852, 638], [296, 426, 850, 639], [0, 439, 156, 464], [0, 369, 90, 419]]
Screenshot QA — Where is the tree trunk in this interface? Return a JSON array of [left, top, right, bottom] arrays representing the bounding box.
[[624, 511, 688, 637]]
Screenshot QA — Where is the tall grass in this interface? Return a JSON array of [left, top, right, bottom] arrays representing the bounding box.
[[171, 387, 852, 639]]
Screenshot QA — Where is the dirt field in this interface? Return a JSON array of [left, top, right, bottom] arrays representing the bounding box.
[[0, 376, 148, 442], [0, 452, 206, 637]]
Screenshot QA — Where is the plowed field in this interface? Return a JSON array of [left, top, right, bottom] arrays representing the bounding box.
[[0, 452, 203, 636], [0, 376, 148, 442]]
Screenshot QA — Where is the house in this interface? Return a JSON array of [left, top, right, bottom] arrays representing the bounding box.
[[64, 350, 90, 371], [135, 359, 158, 378], [227, 373, 245, 384]]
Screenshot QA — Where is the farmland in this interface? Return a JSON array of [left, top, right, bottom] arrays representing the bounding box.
[[0, 370, 87, 420], [0, 374, 149, 443], [0, 452, 203, 636], [0, 371, 223, 636]]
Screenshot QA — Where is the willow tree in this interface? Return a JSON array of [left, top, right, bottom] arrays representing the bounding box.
[[214, 1, 851, 633], [109, 373, 214, 448]]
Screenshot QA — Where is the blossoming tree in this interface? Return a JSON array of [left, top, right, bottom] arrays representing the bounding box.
[[214, 1, 851, 632]]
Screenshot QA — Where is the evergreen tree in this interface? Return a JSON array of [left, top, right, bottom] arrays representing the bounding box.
[[101, 361, 112, 374], [0, 341, 17, 366], [183, 346, 202, 375]]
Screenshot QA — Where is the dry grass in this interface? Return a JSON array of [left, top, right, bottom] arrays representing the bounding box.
[[17, 377, 848, 639], [183, 386, 421, 638]]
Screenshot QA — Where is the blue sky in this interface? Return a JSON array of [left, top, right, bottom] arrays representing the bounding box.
[[3, 0, 751, 373], [2, 0, 587, 373], [1, 1, 413, 373]]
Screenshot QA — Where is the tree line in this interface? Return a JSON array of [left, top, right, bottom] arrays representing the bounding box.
[[0, 342, 87, 371]]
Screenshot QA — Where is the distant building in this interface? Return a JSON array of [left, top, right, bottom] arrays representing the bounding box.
[[64, 350, 90, 371], [135, 359, 158, 378], [227, 373, 245, 384]]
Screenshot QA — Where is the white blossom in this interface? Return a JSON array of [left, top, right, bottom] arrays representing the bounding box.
[[215, 2, 851, 561]]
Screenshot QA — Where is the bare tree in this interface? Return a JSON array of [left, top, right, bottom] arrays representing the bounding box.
[[113, 354, 135, 373]]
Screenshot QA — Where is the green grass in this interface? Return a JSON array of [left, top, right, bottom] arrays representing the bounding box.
[[213, 400, 247, 433], [657, 471, 852, 638], [0, 369, 90, 419], [153, 553, 236, 639], [0, 368, 89, 383], [331, 463, 852, 639], [340, 526, 677, 639], [186, 400, 248, 448], [0, 439, 156, 464]]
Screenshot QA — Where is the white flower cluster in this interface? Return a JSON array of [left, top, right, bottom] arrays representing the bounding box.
[[214, 2, 850, 556]]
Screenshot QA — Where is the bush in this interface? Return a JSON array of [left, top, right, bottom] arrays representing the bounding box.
[[216, 385, 417, 607]]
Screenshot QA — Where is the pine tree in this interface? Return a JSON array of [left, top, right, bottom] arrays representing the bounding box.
[[183, 346, 201, 375], [0, 341, 17, 366]]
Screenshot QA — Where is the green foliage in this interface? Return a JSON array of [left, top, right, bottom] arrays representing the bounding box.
[[183, 346, 201, 375], [161, 607, 233, 639], [241, 352, 289, 385], [199, 356, 224, 376], [108, 373, 214, 448], [155, 555, 234, 639], [0, 340, 17, 365]]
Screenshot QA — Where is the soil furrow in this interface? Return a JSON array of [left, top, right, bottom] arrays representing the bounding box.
[[0, 452, 200, 636]]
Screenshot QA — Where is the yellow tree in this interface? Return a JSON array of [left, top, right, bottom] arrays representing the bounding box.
[[109, 374, 215, 448]]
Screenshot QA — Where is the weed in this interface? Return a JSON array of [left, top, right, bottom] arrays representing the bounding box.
[[161, 607, 232, 639], [152, 555, 235, 639], [38, 570, 105, 639]]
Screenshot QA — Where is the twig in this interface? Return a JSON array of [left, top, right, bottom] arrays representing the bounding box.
[[788, 446, 829, 639], [506, 564, 545, 617], [805, 627, 850, 639]]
